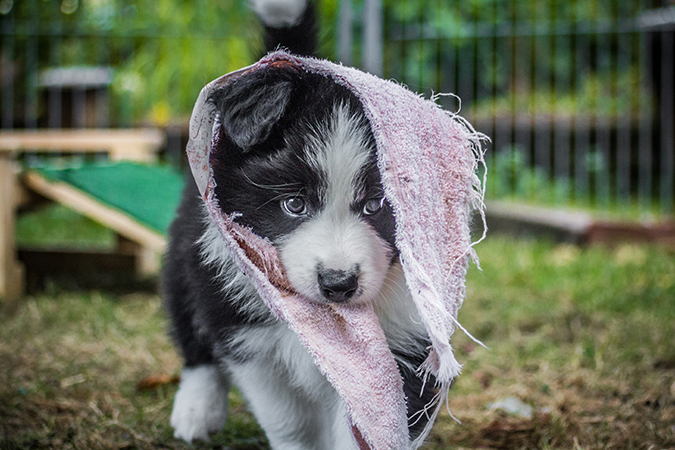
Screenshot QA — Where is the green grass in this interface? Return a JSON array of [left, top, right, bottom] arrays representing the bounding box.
[[1, 235, 674, 449], [0, 289, 268, 450], [16, 204, 115, 250], [430, 236, 675, 449]]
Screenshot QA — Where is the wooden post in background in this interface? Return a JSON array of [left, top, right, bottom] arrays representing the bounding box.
[[0, 155, 25, 302]]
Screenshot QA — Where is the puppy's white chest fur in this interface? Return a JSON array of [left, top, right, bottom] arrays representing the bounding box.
[[226, 323, 358, 450], [227, 323, 328, 397]]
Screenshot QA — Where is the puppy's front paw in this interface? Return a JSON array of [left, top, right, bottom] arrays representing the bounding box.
[[170, 365, 230, 442]]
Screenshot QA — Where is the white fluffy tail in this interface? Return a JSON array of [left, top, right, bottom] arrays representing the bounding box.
[[250, 0, 308, 28]]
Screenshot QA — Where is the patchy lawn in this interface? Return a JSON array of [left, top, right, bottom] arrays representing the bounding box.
[[1, 235, 674, 449]]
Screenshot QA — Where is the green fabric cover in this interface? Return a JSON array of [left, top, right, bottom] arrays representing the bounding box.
[[33, 162, 185, 234]]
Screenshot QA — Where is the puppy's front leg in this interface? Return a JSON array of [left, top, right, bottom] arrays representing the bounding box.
[[170, 364, 230, 442]]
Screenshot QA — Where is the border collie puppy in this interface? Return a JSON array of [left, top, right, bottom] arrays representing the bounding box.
[[163, 1, 436, 448]]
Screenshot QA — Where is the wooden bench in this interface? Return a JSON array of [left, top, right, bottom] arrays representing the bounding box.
[[0, 129, 167, 302]]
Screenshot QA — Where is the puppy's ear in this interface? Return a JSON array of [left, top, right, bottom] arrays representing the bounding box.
[[209, 69, 294, 150]]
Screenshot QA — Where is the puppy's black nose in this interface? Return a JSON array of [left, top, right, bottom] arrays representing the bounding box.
[[318, 269, 359, 303]]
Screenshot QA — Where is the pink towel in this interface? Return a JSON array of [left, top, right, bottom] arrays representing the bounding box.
[[186, 51, 486, 450]]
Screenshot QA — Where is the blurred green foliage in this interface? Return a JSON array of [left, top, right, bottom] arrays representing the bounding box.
[[3, 0, 650, 123], [7, 0, 262, 124], [471, 69, 653, 121]]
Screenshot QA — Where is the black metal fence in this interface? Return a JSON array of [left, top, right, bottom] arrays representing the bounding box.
[[1, 0, 674, 217], [382, 0, 674, 217]]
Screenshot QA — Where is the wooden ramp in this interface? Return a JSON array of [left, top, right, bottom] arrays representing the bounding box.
[[24, 163, 184, 251], [0, 129, 182, 302], [23, 162, 184, 268]]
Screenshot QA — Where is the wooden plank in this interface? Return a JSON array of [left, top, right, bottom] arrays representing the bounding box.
[[0, 129, 165, 162], [0, 156, 25, 301], [22, 171, 166, 253], [484, 200, 675, 247], [585, 221, 675, 247], [485, 200, 593, 237]]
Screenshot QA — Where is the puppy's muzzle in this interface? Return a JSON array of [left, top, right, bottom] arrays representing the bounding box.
[[317, 268, 359, 303]]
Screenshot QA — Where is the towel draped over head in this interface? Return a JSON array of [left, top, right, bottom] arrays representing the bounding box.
[[186, 50, 486, 450]]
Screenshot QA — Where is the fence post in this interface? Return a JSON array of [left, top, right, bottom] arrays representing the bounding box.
[[338, 0, 353, 66], [0, 155, 24, 302], [363, 0, 383, 76], [660, 29, 674, 215]]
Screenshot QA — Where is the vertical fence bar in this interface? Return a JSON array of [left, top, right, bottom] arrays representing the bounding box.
[[487, 0, 504, 190], [24, 0, 40, 167], [122, 11, 142, 127], [638, 5, 653, 215], [594, 0, 611, 209], [119, 7, 137, 128], [72, 6, 86, 129], [338, 0, 353, 66], [72, 86, 86, 128], [382, 2, 389, 76], [402, 4, 415, 89], [470, 2, 479, 126], [615, 3, 632, 209], [24, 0, 38, 129], [48, 2, 63, 129], [96, 24, 111, 128], [1, 9, 15, 129], [522, 0, 537, 200], [398, 0, 408, 85], [407, 0, 421, 93], [433, 0, 442, 95], [512, 0, 531, 199], [474, 3, 493, 164], [447, 2, 458, 98], [457, 5, 475, 132], [363, 0, 383, 77], [660, 28, 674, 214], [416, 1, 424, 93], [507, 0, 518, 199], [436, 3, 458, 115], [574, 0, 590, 205], [534, 0, 552, 203], [553, 1, 572, 204]]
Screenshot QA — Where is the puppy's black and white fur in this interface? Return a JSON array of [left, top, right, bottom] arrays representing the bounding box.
[[163, 1, 436, 448]]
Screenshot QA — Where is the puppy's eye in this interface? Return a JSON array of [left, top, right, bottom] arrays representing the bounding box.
[[281, 197, 307, 216], [363, 198, 384, 216]]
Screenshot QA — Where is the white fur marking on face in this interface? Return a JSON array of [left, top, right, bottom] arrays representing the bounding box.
[[250, 0, 308, 27], [170, 365, 230, 442], [305, 104, 372, 209], [279, 104, 391, 304]]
